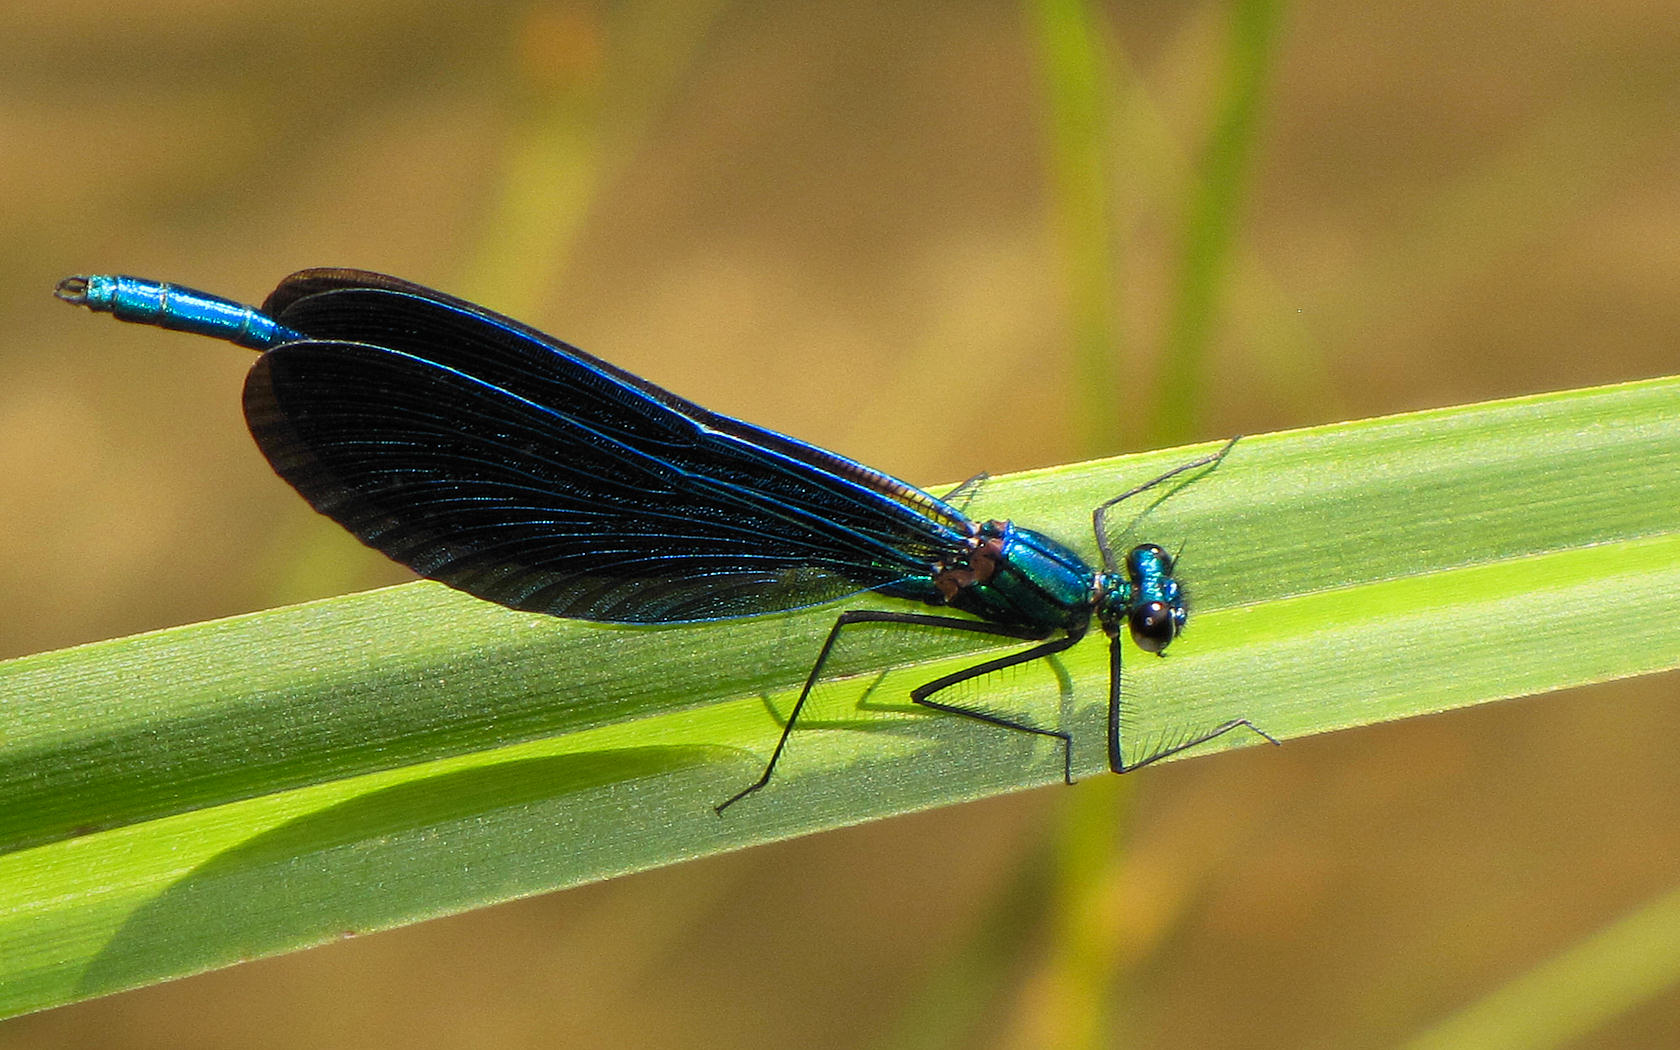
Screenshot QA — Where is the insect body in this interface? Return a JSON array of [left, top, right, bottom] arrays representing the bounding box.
[[57, 270, 1268, 810]]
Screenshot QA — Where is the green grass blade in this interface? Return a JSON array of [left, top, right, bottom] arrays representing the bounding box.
[[1026, 0, 1125, 454], [1402, 883, 1680, 1050], [1152, 0, 1282, 444], [2, 375, 1677, 1017]]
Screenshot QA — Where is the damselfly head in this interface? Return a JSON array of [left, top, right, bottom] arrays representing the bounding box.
[[1096, 543, 1187, 653]]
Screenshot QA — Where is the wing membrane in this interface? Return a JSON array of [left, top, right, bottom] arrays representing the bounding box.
[[243, 280, 971, 623]]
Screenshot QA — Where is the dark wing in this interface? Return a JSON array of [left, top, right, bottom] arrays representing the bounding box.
[[243, 273, 971, 624]]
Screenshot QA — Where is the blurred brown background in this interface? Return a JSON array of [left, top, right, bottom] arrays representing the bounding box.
[[2, 0, 1677, 1047]]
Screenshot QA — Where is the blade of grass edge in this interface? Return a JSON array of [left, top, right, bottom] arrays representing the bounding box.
[[0, 374, 1676, 1017]]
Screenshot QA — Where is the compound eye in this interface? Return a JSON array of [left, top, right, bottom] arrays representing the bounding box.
[[1129, 600, 1178, 653]]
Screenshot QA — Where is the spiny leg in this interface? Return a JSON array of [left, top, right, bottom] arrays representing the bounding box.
[[715, 610, 1051, 813], [1105, 637, 1279, 774], [936, 472, 990, 512], [909, 630, 1084, 784], [1113, 720, 1280, 772], [1093, 436, 1239, 570]]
